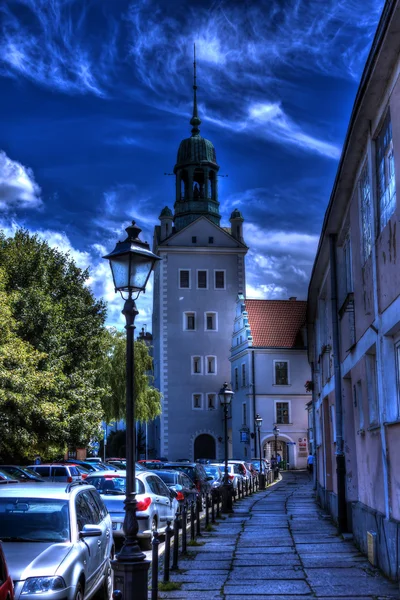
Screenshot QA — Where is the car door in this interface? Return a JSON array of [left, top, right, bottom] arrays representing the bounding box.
[[146, 476, 170, 528], [181, 473, 197, 505], [84, 491, 112, 573], [154, 477, 175, 523], [75, 492, 102, 595]]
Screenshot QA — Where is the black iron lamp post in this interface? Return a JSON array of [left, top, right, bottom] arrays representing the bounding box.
[[218, 382, 234, 513], [103, 221, 160, 600], [255, 414, 265, 490], [273, 425, 280, 480]]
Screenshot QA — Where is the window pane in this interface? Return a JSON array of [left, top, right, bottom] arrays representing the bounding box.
[[187, 314, 195, 330], [198, 271, 207, 288], [215, 271, 225, 289], [376, 111, 396, 232], [359, 164, 372, 263], [276, 402, 289, 424], [275, 362, 288, 385], [180, 270, 189, 288], [206, 314, 214, 330]]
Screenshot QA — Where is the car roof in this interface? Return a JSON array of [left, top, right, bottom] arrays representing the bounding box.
[[163, 462, 196, 467], [0, 482, 95, 499], [86, 470, 126, 477]]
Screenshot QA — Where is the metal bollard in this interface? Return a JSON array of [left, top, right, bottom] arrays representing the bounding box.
[[190, 501, 195, 541], [245, 478, 248, 496], [216, 490, 221, 518], [163, 520, 172, 583], [196, 497, 202, 536], [205, 494, 210, 527], [181, 503, 187, 554], [112, 591, 122, 600], [171, 511, 180, 571], [151, 530, 160, 600], [211, 491, 216, 523], [249, 478, 252, 495]]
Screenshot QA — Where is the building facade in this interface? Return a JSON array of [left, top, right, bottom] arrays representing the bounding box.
[[152, 62, 248, 461], [230, 295, 310, 468], [307, 0, 400, 581]]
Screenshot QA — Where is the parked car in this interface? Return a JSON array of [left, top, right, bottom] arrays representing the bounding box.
[[105, 460, 126, 470], [228, 460, 252, 481], [85, 470, 178, 550], [204, 464, 223, 490], [245, 462, 259, 480], [28, 464, 82, 483], [0, 482, 113, 600], [155, 470, 199, 507], [0, 542, 14, 600], [161, 462, 213, 500], [0, 469, 21, 483], [85, 458, 103, 464], [210, 463, 244, 490], [0, 466, 44, 483], [250, 458, 270, 475]]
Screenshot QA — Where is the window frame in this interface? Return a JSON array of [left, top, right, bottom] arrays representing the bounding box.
[[204, 311, 218, 331], [207, 393, 216, 410], [358, 161, 372, 265], [197, 269, 208, 290], [241, 363, 246, 387], [192, 393, 203, 410], [375, 110, 396, 232], [205, 355, 217, 375], [179, 269, 191, 290], [275, 400, 290, 425], [191, 356, 203, 375], [234, 367, 239, 391], [273, 360, 290, 386], [183, 311, 196, 331], [214, 269, 226, 290]]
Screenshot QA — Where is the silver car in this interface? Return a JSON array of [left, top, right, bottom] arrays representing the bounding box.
[[0, 482, 113, 600], [86, 470, 178, 550]]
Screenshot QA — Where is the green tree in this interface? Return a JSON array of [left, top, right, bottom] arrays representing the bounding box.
[[99, 328, 162, 424], [0, 229, 107, 460]]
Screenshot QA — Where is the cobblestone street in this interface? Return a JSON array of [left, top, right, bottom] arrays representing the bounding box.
[[158, 472, 399, 599]]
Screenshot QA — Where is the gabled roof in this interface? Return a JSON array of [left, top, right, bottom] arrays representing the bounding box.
[[156, 215, 247, 249], [245, 299, 307, 348]]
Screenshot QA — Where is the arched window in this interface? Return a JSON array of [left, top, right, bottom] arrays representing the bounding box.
[[194, 434, 216, 460]]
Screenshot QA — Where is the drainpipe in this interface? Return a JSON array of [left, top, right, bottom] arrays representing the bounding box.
[[252, 350, 257, 457], [329, 234, 347, 533], [311, 361, 317, 493]]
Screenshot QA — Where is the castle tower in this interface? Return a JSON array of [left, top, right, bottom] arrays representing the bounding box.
[[152, 46, 248, 461]]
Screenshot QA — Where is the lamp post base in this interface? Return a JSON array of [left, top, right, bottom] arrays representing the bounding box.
[[112, 557, 151, 600], [221, 483, 233, 513], [258, 473, 265, 490]]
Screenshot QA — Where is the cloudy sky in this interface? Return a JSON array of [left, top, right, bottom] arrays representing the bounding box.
[[0, 0, 384, 329]]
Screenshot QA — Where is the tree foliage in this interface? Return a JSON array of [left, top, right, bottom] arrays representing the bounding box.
[[99, 328, 162, 424], [0, 230, 107, 461]]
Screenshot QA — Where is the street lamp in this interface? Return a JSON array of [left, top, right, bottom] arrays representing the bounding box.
[[273, 425, 280, 480], [255, 414, 265, 490], [103, 221, 160, 600], [218, 382, 234, 513]]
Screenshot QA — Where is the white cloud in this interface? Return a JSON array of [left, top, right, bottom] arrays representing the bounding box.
[[0, 150, 42, 211]]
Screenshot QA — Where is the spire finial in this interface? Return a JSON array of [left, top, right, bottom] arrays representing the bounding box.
[[190, 43, 201, 136]]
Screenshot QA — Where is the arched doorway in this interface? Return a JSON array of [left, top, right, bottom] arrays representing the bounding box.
[[194, 434, 216, 461], [263, 439, 289, 468]]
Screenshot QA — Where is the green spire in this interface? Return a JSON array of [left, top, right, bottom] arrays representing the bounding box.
[[190, 43, 201, 137]]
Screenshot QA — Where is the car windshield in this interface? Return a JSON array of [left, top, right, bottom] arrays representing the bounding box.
[[86, 476, 144, 495], [0, 498, 70, 542], [156, 472, 177, 484], [205, 467, 219, 478], [175, 466, 196, 480]]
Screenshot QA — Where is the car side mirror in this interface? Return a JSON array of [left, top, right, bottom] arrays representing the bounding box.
[[79, 524, 102, 538]]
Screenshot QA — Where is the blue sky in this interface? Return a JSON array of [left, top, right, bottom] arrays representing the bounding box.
[[0, 0, 384, 329]]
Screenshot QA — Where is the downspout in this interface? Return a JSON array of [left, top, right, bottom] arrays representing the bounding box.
[[311, 361, 317, 493], [329, 234, 347, 533], [252, 350, 257, 457]]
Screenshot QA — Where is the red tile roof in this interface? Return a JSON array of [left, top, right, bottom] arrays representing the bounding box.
[[245, 299, 307, 348]]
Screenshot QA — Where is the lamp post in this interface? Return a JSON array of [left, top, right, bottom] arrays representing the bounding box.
[[255, 414, 265, 490], [218, 382, 234, 513], [273, 425, 280, 480], [103, 221, 160, 600]]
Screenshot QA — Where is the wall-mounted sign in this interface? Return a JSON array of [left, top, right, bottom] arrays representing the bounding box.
[[240, 431, 250, 443]]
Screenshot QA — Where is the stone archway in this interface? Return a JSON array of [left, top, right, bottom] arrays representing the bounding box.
[[194, 434, 216, 461]]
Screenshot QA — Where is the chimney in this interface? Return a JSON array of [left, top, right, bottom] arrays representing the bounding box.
[[289, 296, 297, 301]]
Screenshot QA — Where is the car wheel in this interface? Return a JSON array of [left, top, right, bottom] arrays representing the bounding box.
[[141, 518, 156, 551], [74, 582, 84, 600], [94, 558, 113, 600]]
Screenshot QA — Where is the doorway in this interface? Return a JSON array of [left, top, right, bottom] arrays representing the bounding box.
[[263, 439, 289, 468], [194, 434, 216, 460]]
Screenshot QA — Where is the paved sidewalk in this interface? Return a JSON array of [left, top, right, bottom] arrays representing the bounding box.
[[158, 471, 399, 599]]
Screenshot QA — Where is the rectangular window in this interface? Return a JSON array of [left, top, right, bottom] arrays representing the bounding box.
[[197, 270, 208, 289], [241, 363, 246, 387], [184, 312, 196, 331], [205, 312, 217, 331], [207, 393, 216, 410], [215, 270, 225, 289], [366, 352, 378, 425], [359, 163, 372, 264], [276, 402, 289, 424], [395, 341, 400, 418], [208, 237, 214, 244], [234, 367, 239, 391], [192, 394, 203, 410], [192, 356, 202, 374], [242, 403, 247, 426], [376, 111, 396, 232], [343, 233, 353, 294], [192, 236, 197, 244], [179, 270, 190, 289], [206, 356, 216, 374], [275, 361, 289, 385], [354, 380, 364, 431], [330, 405, 337, 442]]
